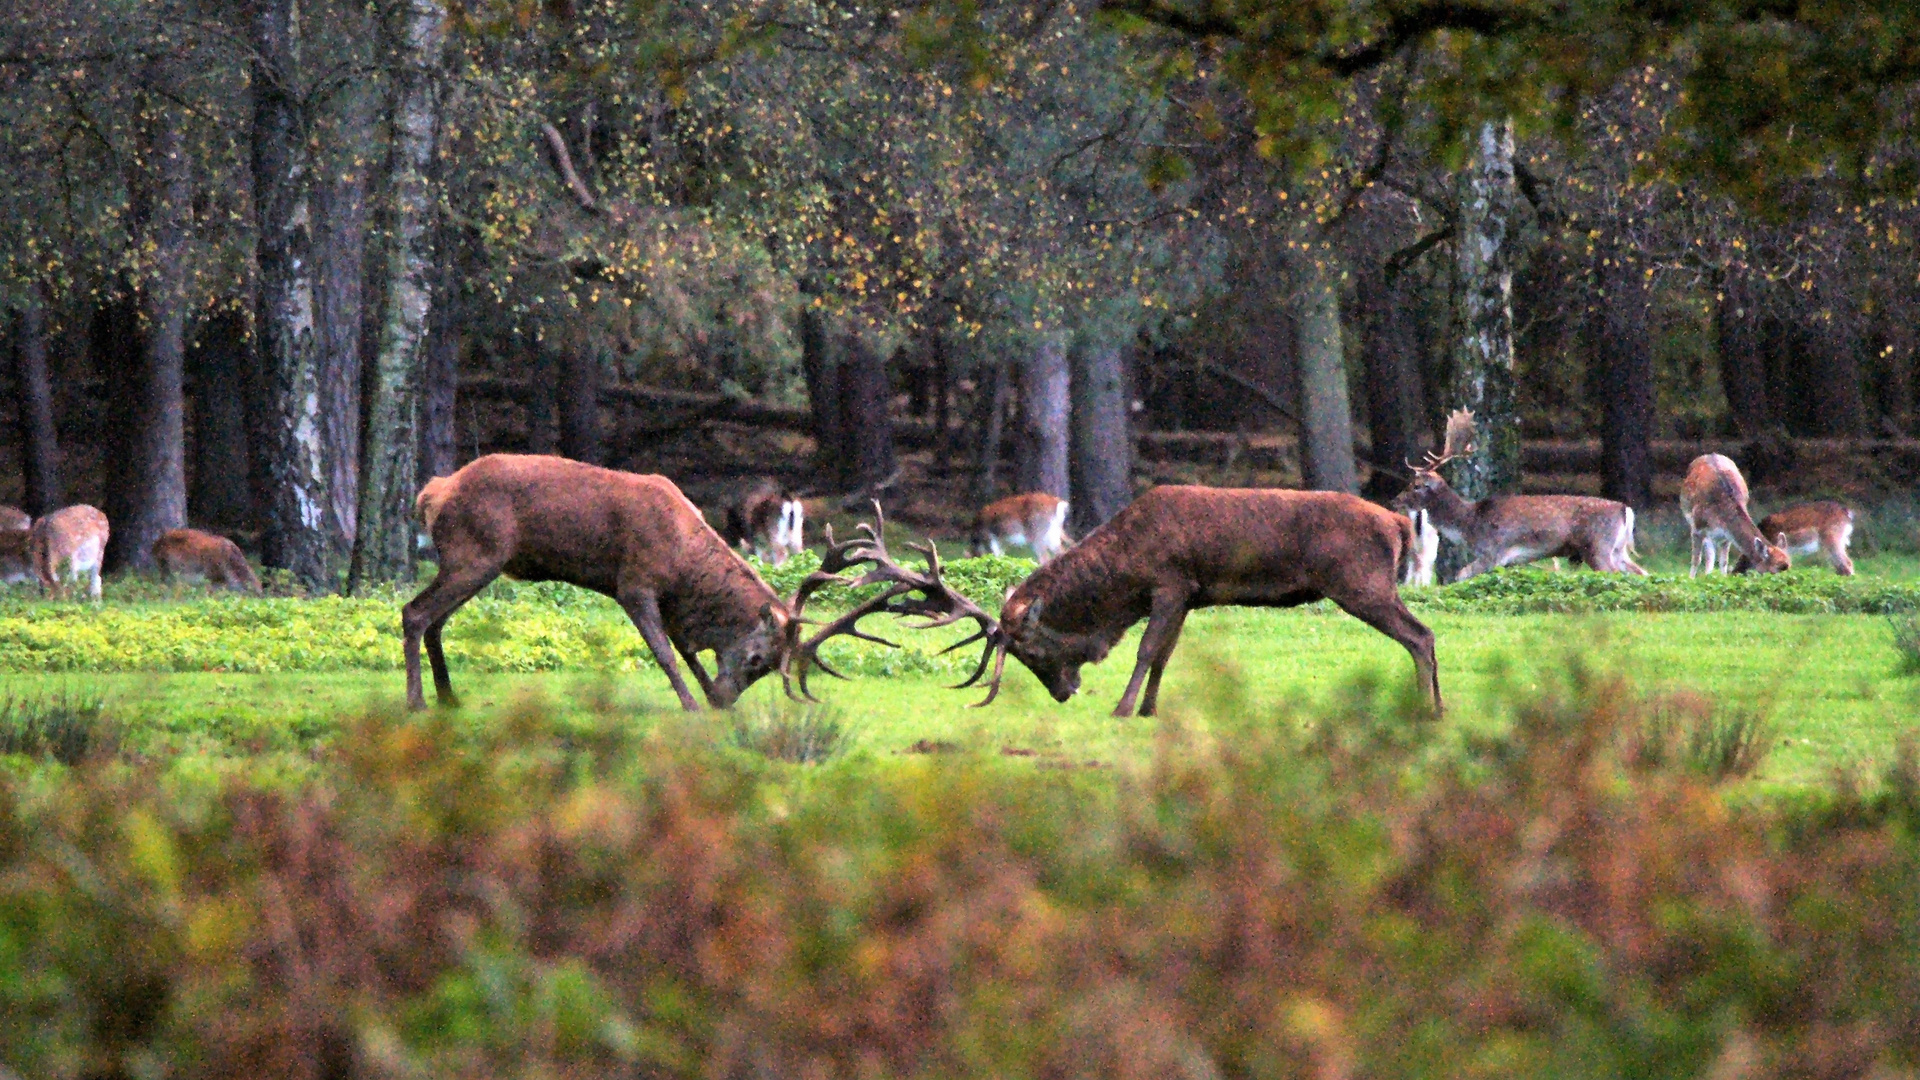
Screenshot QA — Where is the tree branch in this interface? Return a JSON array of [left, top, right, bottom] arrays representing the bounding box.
[[538, 119, 599, 214]]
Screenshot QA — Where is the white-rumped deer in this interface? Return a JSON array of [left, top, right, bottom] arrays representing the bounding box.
[[1391, 411, 1645, 579], [1680, 454, 1787, 575], [1742, 501, 1854, 575], [29, 505, 109, 601], [817, 488, 1439, 718], [151, 529, 262, 593], [721, 479, 805, 565], [968, 492, 1072, 564], [1402, 509, 1439, 587], [404, 455, 935, 711]]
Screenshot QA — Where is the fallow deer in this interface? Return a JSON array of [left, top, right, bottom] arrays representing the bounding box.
[[0, 506, 28, 532], [151, 529, 263, 593], [1402, 508, 1439, 587], [721, 478, 805, 565], [1391, 411, 1646, 579], [968, 492, 1072, 564], [29, 505, 109, 601], [1743, 501, 1855, 575], [0, 530, 31, 585], [808, 488, 1439, 718], [403, 455, 937, 711], [1680, 454, 1787, 575]]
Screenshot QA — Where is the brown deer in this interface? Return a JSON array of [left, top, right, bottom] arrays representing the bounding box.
[[1680, 454, 1788, 575], [0, 530, 31, 585], [1391, 411, 1646, 579], [1740, 501, 1855, 575], [720, 479, 805, 565], [29, 505, 109, 601], [151, 529, 263, 593], [403, 455, 933, 711], [813, 487, 1439, 718], [0, 506, 28, 532], [968, 492, 1072, 564]]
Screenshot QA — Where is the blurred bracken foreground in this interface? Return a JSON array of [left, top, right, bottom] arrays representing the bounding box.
[[7, 670, 1920, 1079]]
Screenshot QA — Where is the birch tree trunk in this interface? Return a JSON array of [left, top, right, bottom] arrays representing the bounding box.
[[251, 0, 336, 590], [1016, 338, 1070, 499], [1069, 338, 1133, 531], [13, 291, 63, 516], [1448, 119, 1522, 501], [349, 0, 445, 590], [1287, 239, 1358, 493]]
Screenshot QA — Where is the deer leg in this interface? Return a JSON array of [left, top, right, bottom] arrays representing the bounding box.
[[1138, 608, 1190, 718], [620, 589, 703, 711], [1337, 594, 1441, 716], [1114, 586, 1193, 718], [403, 566, 500, 710], [669, 630, 720, 705], [1453, 554, 1496, 582]]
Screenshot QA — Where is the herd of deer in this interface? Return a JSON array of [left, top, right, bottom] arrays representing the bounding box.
[[2, 409, 1859, 719]]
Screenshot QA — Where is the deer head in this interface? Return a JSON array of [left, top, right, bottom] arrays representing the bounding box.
[[1392, 409, 1476, 515]]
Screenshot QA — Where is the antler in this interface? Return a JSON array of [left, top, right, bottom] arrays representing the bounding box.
[[781, 502, 1003, 703], [1413, 409, 1478, 473]]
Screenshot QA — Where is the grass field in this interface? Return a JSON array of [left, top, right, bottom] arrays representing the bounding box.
[[3, 557, 1917, 787]]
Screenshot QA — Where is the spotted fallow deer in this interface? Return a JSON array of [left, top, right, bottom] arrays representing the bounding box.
[[403, 455, 942, 711], [151, 529, 263, 593], [969, 492, 1072, 564], [1741, 501, 1855, 575], [29, 505, 109, 601], [1391, 411, 1645, 579], [721, 479, 805, 565], [1680, 454, 1788, 575]]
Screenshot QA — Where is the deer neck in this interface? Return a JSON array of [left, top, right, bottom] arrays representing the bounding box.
[[1419, 483, 1478, 544], [671, 549, 784, 651]]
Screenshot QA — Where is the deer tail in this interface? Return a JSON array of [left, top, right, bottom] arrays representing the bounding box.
[[1622, 506, 1639, 558], [415, 475, 459, 532]]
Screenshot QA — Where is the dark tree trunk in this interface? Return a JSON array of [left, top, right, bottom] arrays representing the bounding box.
[[1069, 339, 1133, 532], [1593, 240, 1655, 510], [526, 342, 557, 453], [13, 292, 62, 516], [1358, 266, 1422, 497], [1715, 268, 1773, 436], [800, 306, 850, 479], [251, 0, 336, 590], [1015, 339, 1070, 499], [1875, 303, 1915, 436], [558, 351, 601, 464], [188, 308, 253, 529], [932, 329, 953, 471], [95, 296, 144, 561], [1761, 312, 1813, 435], [1806, 288, 1868, 437], [973, 357, 1010, 502], [842, 331, 896, 489], [419, 290, 459, 481], [1288, 243, 1359, 494], [314, 153, 367, 552]]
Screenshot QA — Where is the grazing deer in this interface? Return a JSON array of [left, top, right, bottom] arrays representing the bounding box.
[[1391, 411, 1646, 579], [0, 530, 31, 585], [721, 479, 805, 565], [969, 492, 1072, 564], [1402, 509, 1439, 587], [1680, 454, 1787, 575], [809, 488, 1439, 719], [1740, 501, 1855, 575], [29, 505, 109, 601], [151, 529, 263, 593], [403, 455, 935, 711], [0, 506, 28, 533]]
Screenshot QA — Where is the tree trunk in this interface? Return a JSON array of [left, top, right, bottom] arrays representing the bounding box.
[[1015, 338, 1070, 499], [932, 328, 952, 472], [1069, 338, 1132, 532], [1593, 239, 1654, 509], [1448, 119, 1522, 501], [251, 0, 336, 590], [1715, 268, 1772, 436], [1358, 264, 1422, 497], [13, 291, 62, 516], [188, 308, 253, 529], [95, 295, 144, 560], [558, 350, 601, 463], [419, 285, 459, 482], [842, 331, 896, 489], [1288, 241, 1358, 493], [349, 0, 445, 591], [974, 356, 1010, 502], [1806, 288, 1867, 437], [315, 147, 368, 553], [800, 306, 850, 480]]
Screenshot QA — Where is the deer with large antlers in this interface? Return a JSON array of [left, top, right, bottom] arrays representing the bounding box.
[[402, 455, 936, 711], [1391, 411, 1646, 579]]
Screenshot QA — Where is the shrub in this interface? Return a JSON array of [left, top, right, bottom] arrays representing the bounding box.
[[1890, 607, 1920, 675], [0, 690, 115, 765], [727, 704, 850, 763]]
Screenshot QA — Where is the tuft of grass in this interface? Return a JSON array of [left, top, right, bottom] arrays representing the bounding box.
[[728, 705, 851, 764], [1635, 693, 1773, 781], [0, 690, 116, 765], [1889, 608, 1920, 675]]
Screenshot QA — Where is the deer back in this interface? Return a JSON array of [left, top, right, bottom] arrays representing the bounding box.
[[0, 506, 28, 532], [29, 505, 108, 570], [1680, 454, 1752, 524]]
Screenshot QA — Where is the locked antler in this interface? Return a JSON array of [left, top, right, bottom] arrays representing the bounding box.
[[1409, 409, 1478, 473], [781, 502, 1001, 702]]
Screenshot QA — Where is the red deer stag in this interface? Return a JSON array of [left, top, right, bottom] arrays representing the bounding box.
[[968, 492, 1072, 564], [810, 489, 1440, 718], [1737, 501, 1854, 575], [1680, 454, 1787, 575], [1392, 411, 1645, 579], [721, 479, 805, 565], [29, 505, 109, 601], [403, 455, 933, 711], [151, 529, 263, 593]]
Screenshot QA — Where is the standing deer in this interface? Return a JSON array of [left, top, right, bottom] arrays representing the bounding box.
[[806, 487, 1439, 718], [968, 492, 1072, 564], [1680, 454, 1787, 575], [0, 530, 31, 585], [1739, 501, 1854, 575], [151, 529, 263, 593], [721, 479, 805, 565], [403, 455, 936, 711], [29, 505, 109, 601], [1391, 411, 1646, 579]]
